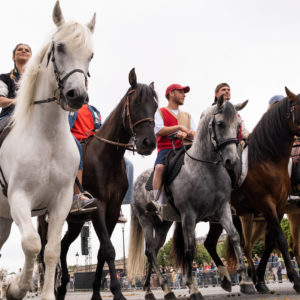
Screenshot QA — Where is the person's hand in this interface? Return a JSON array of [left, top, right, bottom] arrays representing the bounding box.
[[177, 131, 187, 139], [178, 125, 189, 134]]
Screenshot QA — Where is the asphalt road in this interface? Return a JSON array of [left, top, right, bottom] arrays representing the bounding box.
[[25, 281, 300, 300]]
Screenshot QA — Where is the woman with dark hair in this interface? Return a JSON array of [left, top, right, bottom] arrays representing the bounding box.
[[0, 44, 31, 126]]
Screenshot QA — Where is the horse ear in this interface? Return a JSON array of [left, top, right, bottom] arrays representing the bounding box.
[[129, 68, 137, 88], [149, 82, 154, 90], [53, 1, 65, 27], [217, 94, 225, 108], [285, 87, 297, 103], [234, 100, 248, 112], [87, 13, 96, 33]]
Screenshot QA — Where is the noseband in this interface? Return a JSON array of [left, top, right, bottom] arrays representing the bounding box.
[[34, 42, 88, 107], [94, 88, 155, 152]]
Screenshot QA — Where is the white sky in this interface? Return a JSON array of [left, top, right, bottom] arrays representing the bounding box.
[[1, 0, 300, 273]]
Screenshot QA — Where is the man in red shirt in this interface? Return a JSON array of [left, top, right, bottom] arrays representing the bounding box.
[[147, 84, 196, 219]]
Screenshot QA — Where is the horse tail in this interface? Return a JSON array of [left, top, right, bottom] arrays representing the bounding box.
[[127, 205, 145, 280], [172, 222, 194, 274], [225, 215, 243, 269]]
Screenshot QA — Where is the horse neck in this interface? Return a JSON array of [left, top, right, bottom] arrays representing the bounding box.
[[30, 73, 69, 135], [96, 97, 131, 160]]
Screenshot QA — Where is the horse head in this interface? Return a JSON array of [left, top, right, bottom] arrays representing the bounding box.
[[123, 68, 158, 155], [210, 95, 248, 178], [285, 87, 300, 136], [48, 1, 96, 111]]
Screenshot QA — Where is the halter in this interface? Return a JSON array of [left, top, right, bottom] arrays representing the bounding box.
[[33, 42, 88, 107], [208, 107, 239, 152], [94, 88, 155, 152], [182, 106, 239, 165]]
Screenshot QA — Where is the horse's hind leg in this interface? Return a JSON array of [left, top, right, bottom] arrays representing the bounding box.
[[0, 217, 12, 249], [143, 257, 156, 300], [57, 221, 84, 300], [204, 222, 232, 292], [7, 197, 41, 300], [218, 205, 255, 294]]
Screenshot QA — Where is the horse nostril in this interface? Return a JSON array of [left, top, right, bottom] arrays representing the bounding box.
[[143, 138, 155, 148], [66, 89, 77, 99], [225, 159, 232, 168]]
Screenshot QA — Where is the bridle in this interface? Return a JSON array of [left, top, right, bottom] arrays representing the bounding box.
[[33, 42, 88, 107], [93, 88, 155, 152], [182, 106, 239, 165], [286, 98, 300, 135]]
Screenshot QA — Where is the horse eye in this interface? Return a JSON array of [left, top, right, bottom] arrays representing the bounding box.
[[217, 121, 225, 128], [56, 43, 65, 53]]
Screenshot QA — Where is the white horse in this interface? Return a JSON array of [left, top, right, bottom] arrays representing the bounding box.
[[0, 2, 95, 300]]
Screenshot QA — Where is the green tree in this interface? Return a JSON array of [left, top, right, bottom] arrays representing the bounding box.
[[194, 243, 211, 265], [158, 238, 173, 266]]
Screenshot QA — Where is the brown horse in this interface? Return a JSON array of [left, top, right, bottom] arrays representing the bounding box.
[[204, 88, 300, 295], [39, 68, 158, 300], [232, 204, 300, 286]]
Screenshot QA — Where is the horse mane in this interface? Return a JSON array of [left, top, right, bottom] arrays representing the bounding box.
[[12, 21, 93, 128], [248, 98, 292, 165]]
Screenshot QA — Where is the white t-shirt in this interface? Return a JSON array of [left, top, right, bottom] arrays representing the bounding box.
[[154, 109, 196, 135]]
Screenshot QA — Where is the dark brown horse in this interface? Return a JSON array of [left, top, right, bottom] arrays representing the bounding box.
[[39, 68, 158, 300], [204, 88, 300, 295]]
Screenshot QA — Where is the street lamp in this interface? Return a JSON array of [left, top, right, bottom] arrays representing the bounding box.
[[75, 252, 79, 270], [118, 215, 127, 275]]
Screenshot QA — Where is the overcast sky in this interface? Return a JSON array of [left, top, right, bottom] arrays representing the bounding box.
[[1, 0, 300, 273]]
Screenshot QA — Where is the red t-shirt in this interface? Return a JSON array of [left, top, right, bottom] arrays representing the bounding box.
[[71, 104, 95, 141]]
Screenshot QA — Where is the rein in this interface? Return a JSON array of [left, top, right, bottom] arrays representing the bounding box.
[[94, 89, 154, 152], [33, 42, 88, 106]]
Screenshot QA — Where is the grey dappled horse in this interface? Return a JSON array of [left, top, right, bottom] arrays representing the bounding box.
[[128, 97, 255, 300]]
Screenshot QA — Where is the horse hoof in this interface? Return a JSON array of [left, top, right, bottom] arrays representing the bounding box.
[[91, 294, 102, 300], [240, 283, 256, 294], [221, 277, 232, 292], [293, 282, 300, 294], [6, 285, 22, 300], [255, 282, 270, 294], [164, 292, 177, 300], [145, 292, 156, 300], [189, 293, 204, 300]]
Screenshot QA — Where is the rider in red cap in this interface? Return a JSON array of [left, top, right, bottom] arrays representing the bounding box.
[[146, 83, 196, 220]]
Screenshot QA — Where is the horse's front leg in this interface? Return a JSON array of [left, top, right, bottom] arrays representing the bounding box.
[[6, 194, 41, 300], [92, 207, 126, 300], [181, 216, 204, 300], [218, 204, 255, 294], [204, 222, 232, 292], [42, 189, 73, 300]]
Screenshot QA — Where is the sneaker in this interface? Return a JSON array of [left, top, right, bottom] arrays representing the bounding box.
[[70, 192, 97, 215]]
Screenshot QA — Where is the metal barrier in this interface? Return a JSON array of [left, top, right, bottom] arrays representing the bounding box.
[[99, 260, 299, 291]]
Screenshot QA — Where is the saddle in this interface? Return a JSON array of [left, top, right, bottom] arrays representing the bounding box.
[[145, 145, 191, 222]]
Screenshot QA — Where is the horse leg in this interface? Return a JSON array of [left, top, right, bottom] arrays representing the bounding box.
[[7, 197, 41, 300], [204, 222, 232, 292], [42, 191, 72, 300], [92, 209, 126, 300], [218, 205, 255, 294], [57, 221, 84, 300], [288, 213, 300, 267], [144, 223, 176, 300], [0, 217, 12, 249], [240, 214, 258, 284], [181, 217, 204, 300], [91, 248, 105, 300], [144, 250, 156, 300], [266, 213, 300, 293]]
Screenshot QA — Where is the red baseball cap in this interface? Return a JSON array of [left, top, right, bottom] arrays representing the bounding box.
[[165, 84, 190, 98]]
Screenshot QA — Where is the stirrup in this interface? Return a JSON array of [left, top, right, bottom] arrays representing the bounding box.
[[70, 191, 97, 215]]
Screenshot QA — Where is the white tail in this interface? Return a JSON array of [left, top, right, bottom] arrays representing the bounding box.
[[127, 205, 145, 279]]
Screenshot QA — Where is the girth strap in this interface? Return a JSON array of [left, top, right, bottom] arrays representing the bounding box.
[[0, 166, 8, 197]]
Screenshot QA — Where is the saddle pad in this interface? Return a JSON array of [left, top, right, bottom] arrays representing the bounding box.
[[145, 146, 188, 191]]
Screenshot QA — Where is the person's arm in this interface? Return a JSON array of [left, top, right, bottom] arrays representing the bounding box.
[[0, 81, 15, 108]]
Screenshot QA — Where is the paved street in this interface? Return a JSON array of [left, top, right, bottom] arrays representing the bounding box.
[[26, 281, 300, 299]]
